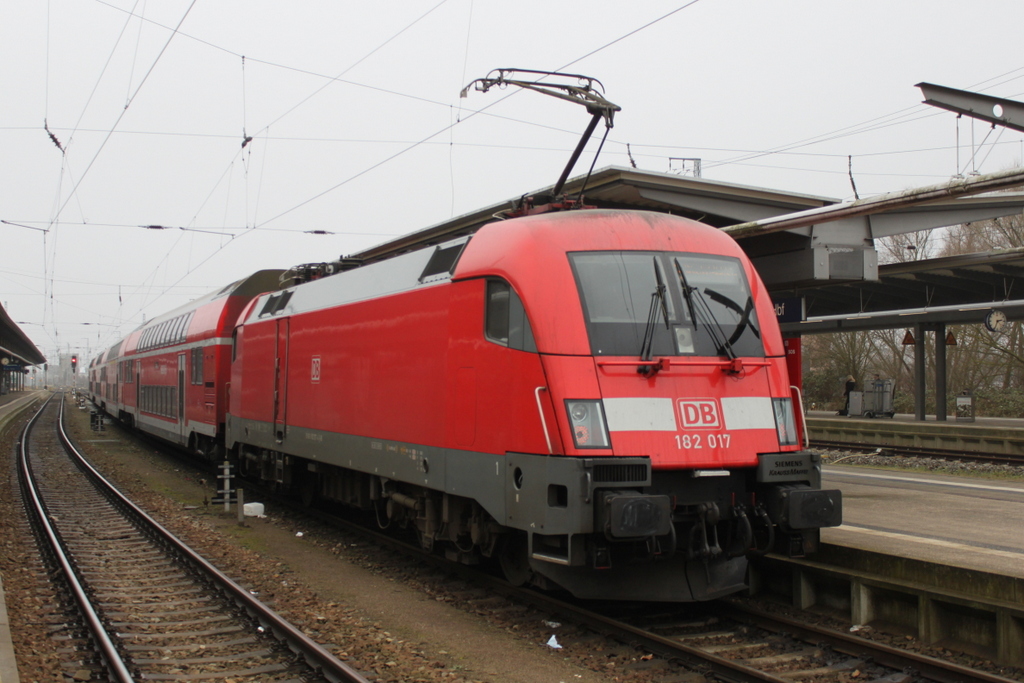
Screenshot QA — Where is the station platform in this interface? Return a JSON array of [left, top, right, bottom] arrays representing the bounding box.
[[0, 389, 45, 683], [822, 465, 1024, 579], [813, 407, 1024, 577], [0, 394, 1020, 681], [807, 409, 1024, 458], [808, 409, 1024, 429], [0, 390, 44, 410]]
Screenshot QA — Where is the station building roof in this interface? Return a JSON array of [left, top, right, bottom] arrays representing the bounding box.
[[353, 166, 838, 262], [0, 303, 46, 367], [780, 248, 1024, 334], [351, 166, 1024, 334]]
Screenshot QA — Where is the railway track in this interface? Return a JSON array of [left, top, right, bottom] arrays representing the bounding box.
[[254, 488, 1022, 683], [66, 401, 1022, 683], [461, 565, 1019, 683], [18, 394, 369, 683], [810, 439, 1024, 466]]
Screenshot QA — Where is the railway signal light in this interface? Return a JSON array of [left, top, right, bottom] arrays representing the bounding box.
[[71, 355, 78, 373]]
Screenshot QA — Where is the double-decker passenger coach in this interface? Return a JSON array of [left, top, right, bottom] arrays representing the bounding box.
[[89, 271, 283, 459]]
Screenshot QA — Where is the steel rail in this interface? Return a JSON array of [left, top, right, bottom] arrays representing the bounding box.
[[280, 499, 796, 683], [55, 397, 370, 683], [716, 602, 1019, 683], [811, 439, 1024, 466], [85, 400, 1018, 683], [277, 484, 1020, 683], [461, 565, 1021, 683], [306, 502, 1021, 683], [18, 395, 136, 683]]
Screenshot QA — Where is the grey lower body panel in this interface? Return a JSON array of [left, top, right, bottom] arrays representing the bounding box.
[[226, 416, 651, 537], [226, 416, 823, 603], [137, 414, 187, 447], [228, 414, 510, 525]]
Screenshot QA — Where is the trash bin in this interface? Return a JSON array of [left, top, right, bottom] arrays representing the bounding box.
[[955, 390, 975, 423]]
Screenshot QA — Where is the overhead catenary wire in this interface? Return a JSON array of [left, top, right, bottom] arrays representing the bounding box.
[[254, 1, 706, 228], [975, 126, 1007, 172], [2, 218, 398, 237], [702, 81, 1024, 175], [252, 0, 452, 140], [68, 1, 712, 354], [54, 0, 198, 222], [84, 0, 459, 334], [51, 3, 1024, 197], [79, 0, 704, 232], [16, 123, 1021, 162], [24, 2, 1024, 359], [451, 0, 475, 216], [126, 0, 147, 108]]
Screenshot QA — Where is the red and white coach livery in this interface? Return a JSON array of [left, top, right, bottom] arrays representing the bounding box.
[[89, 271, 283, 456], [227, 209, 841, 601]]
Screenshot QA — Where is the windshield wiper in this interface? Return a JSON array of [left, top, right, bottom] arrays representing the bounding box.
[[704, 288, 761, 346], [638, 257, 670, 369], [673, 258, 736, 361]]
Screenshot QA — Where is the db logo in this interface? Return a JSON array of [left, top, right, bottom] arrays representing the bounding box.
[[678, 399, 720, 429]]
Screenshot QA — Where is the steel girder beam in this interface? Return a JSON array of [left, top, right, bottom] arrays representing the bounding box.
[[917, 82, 1024, 133]]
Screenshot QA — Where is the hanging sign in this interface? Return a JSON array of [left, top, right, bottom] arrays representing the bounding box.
[[902, 330, 915, 345], [945, 331, 957, 346], [772, 297, 805, 323]]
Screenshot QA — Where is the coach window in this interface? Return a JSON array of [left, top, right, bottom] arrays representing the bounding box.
[[191, 347, 203, 385], [485, 280, 537, 352]]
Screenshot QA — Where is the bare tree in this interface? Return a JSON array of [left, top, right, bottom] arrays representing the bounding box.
[[800, 215, 1024, 416]]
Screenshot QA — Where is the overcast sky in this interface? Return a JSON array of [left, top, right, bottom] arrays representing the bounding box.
[[3, 0, 1023, 364]]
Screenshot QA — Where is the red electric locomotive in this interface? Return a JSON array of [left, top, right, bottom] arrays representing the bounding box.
[[227, 209, 841, 602], [88, 270, 284, 456]]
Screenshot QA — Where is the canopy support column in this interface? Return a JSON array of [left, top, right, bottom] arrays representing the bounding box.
[[914, 323, 926, 421], [934, 323, 947, 421]]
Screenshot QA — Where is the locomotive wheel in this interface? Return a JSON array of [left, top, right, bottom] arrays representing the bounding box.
[[498, 532, 532, 586]]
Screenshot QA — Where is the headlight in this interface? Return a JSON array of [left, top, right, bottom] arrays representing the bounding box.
[[565, 399, 610, 449], [772, 397, 799, 446]]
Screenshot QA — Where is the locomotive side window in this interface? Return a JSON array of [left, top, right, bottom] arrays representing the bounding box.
[[485, 280, 537, 352]]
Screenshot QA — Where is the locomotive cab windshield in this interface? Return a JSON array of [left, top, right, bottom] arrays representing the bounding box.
[[569, 251, 763, 359]]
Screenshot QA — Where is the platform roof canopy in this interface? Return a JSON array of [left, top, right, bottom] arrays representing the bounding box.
[[354, 166, 1024, 333], [784, 248, 1024, 334], [0, 303, 45, 367]]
